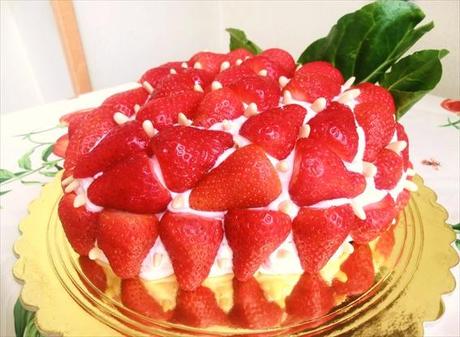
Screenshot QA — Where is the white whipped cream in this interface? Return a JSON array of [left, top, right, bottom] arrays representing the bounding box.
[[76, 75, 413, 282]]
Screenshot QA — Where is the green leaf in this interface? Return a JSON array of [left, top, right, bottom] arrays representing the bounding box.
[[0, 189, 11, 196], [20, 180, 42, 185], [456, 239, 460, 251], [40, 171, 58, 177], [14, 299, 34, 337], [298, 0, 431, 83], [41, 144, 54, 162], [381, 49, 448, 118], [452, 223, 460, 231], [0, 169, 16, 183], [226, 28, 262, 54], [18, 149, 34, 170]]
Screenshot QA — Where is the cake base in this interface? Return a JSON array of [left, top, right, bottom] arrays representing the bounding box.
[[13, 174, 458, 336]]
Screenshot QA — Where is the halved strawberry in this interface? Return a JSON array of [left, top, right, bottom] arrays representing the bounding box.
[[354, 83, 396, 162], [289, 139, 366, 206], [375, 225, 396, 259], [350, 194, 396, 243], [151, 126, 233, 192], [78, 256, 107, 297], [172, 286, 228, 327], [332, 243, 375, 296], [261, 48, 296, 77], [373, 148, 403, 190], [74, 121, 149, 178], [136, 91, 203, 130], [228, 76, 281, 112], [285, 273, 335, 320], [58, 193, 98, 255], [284, 73, 342, 103], [64, 105, 117, 170], [189, 145, 281, 211], [153, 70, 211, 98], [59, 108, 92, 126], [296, 61, 344, 85], [214, 66, 256, 86], [102, 87, 149, 116], [292, 205, 354, 273], [395, 122, 410, 170], [193, 88, 244, 128], [87, 152, 171, 213], [308, 102, 359, 162], [225, 209, 291, 281], [160, 212, 223, 290], [97, 209, 159, 279], [53, 134, 69, 158], [121, 278, 170, 320], [226, 48, 253, 65], [241, 55, 287, 80], [229, 277, 283, 328], [139, 61, 186, 88], [189, 51, 226, 76], [395, 189, 411, 213], [240, 104, 306, 159]]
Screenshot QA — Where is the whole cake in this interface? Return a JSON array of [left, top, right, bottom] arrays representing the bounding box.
[[57, 46, 416, 294]]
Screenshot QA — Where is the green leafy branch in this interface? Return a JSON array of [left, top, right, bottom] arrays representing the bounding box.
[[0, 126, 64, 196], [452, 223, 460, 250], [14, 299, 44, 337]]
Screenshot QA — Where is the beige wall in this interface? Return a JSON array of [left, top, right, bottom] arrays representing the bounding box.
[[1, 0, 459, 113]]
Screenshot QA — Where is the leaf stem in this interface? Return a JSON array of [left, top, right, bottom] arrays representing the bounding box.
[[0, 160, 62, 187], [15, 125, 65, 138]]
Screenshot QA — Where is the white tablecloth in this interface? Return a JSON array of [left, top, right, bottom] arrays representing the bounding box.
[[1, 85, 459, 337]]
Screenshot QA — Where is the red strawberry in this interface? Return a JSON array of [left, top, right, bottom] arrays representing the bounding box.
[[240, 104, 306, 159], [261, 48, 296, 77], [226, 48, 253, 65], [59, 108, 92, 126], [225, 209, 291, 281], [53, 134, 69, 158], [373, 148, 404, 190], [308, 102, 359, 162], [292, 205, 354, 273], [189, 51, 226, 75], [87, 152, 171, 213], [241, 55, 287, 80], [102, 87, 149, 116], [97, 209, 159, 278], [189, 145, 281, 211], [151, 126, 233, 192], [284, 73, 342, 103], [375, 225, 395, 259], [121, 278, 170, 320], [289, 139, 366, 206], [153, 70, 211, 98], [229, 277, 283, 328], [296, 61, 344, 85], [351, 194, 396, 243], [78, 256, 107, 296], [58, 193, 98, 255], [228, 76, 281, 112], [160, 212, 223, 290], [64, 105, 117, 170], [136, 91, 203, 130], [74, 121, 149, 178], [354, 83, 396, 162], [172, 286, 228, 327], [395, 189, 411, 213], [67, 109, 92, 139], [333, 243, 375, 296], [285, 273, 335, 320], [139, 66, 171, 89], [215, 65, 256, 86], [193, 88, 244, 128], [395, 122, 410, 170]]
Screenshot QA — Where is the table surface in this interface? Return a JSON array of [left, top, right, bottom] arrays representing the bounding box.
[[1, 85, 459, 337]]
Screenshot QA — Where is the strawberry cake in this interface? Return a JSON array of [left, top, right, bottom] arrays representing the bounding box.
[[57, 48, 416, 296]]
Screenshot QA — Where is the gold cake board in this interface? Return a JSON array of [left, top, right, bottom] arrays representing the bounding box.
[[13, 174, 459, 336]]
